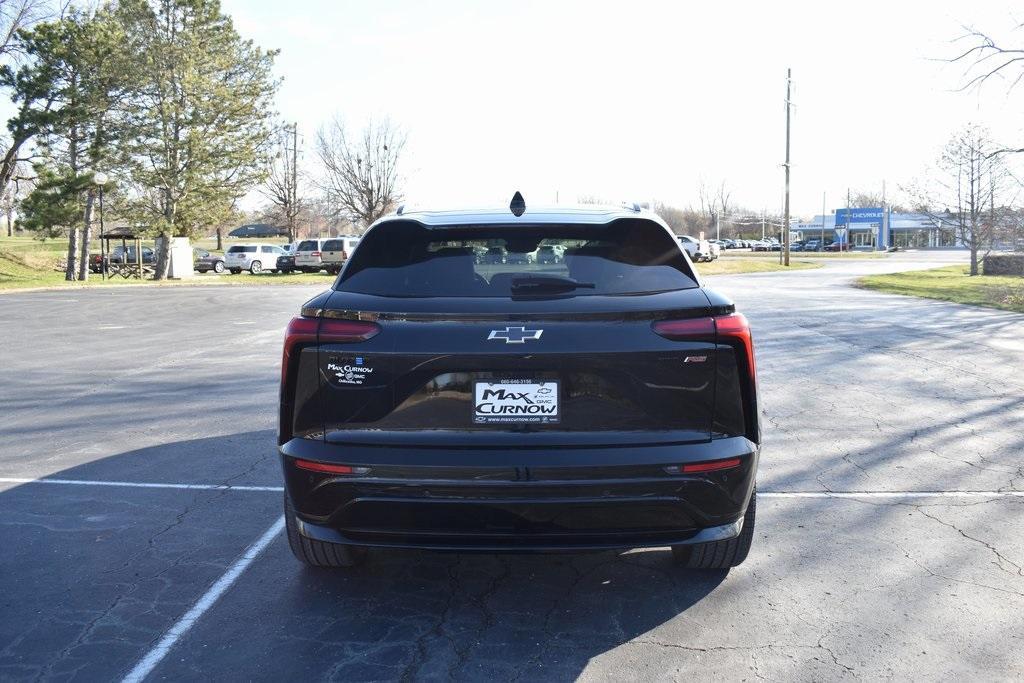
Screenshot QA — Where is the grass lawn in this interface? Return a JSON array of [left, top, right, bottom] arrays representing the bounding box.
[[857, 265, 1024, 313], [698, 258, 821, 275], [0, 234, 333, 291]]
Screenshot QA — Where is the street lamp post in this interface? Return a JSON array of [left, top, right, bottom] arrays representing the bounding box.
[[94, 172, 109, 280]]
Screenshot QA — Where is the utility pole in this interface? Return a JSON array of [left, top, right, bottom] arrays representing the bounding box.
[[821, 192, 826, 251], [761, 210, 766, 240], [880, 179, 887, 251], [783, 68, 792, 267], [715, 212, 721, 241], [845, 188, 851, 256], [290, 122, 299, 243]]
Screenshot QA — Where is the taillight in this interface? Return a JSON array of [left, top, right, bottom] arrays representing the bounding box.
[[714, 313, 755, 380], [664, 457, 742, 475], [650, 317, 715, 339], [281, 317, 380, 383], [311, 251, 321, 257], [652, 313, 756, 380], [281, 316, 319, 385], [294, 459, 370, 475], [319, 319, 381, 344]]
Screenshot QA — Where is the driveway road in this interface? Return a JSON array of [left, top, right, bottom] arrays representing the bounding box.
[[1, 251, 1022, 681]]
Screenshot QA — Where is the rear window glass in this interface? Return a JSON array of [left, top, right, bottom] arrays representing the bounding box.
[[227, 245, 256, 253], [323, 240, 343, 251], [337, 219, 697, 298], [297, 240, 319, 251]]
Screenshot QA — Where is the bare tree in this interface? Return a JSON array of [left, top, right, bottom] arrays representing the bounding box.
[[950, 22, 1024, 155], [909, 125, 1013, 275], [315, 118, 406, 229], [260, 123, 304, 242], [696, 179, 732, 232]]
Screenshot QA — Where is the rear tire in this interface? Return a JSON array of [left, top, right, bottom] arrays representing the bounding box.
[[673, 489, 756, 569], [284, 493, 367, 568], [250, 260, 263, 274]]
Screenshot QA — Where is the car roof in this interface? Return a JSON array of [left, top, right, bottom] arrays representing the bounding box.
[[373, 203, 668, 229]]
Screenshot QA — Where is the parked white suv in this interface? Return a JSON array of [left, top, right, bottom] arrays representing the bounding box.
[[225, 243, 286, 274], [321, 236, 360, 274], [294, 239, 330, 273], [677, 235, 712, 262]]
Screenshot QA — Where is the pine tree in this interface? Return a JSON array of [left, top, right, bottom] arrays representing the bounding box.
[[118, 0, 278, 279]]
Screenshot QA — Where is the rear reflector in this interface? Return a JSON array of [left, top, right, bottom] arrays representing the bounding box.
[[664, 457, 742, 475], [294, 459, 370, 475]]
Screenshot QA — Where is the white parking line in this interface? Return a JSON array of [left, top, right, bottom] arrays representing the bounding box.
[[0, 477, 284, 492], [121, 516, 285, 683], [760, 491, 1024, 498]]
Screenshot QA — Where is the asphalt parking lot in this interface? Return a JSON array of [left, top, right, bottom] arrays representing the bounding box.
[[2, 252, 1022, 681]]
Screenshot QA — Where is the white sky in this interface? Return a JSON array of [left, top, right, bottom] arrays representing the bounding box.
[[216, 1, 1023, 216]]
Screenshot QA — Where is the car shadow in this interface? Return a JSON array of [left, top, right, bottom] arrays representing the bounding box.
[[0, 432, 731, 681]]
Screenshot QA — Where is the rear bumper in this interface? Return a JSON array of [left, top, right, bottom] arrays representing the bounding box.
[[280, 436, 758, 551]]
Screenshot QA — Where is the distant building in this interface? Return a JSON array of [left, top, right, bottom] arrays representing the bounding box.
[[795, 209, 963, 250]]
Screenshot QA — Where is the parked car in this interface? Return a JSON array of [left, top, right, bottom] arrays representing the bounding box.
[[194, 248, 225, 274], [279, 200, 760, 569], [824, 241, 853, 252], [803, 239, 822, 252], [481, 246, 505, 264], [321, 237, 361, 274], [505, 250, 534, 265], [276, 243, 297, 273], [90, 245, 156, 272], [225, 243, 286, 274], [536, 245, 562, 264], [678, 234, 711, 262], [707, 242, 721, 261], [228, 223, 288, 238], [294, 239, 330, 273]]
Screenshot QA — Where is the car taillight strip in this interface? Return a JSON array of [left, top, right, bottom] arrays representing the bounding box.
[[664, 457, 742, 475], [651, 313, 756, 380], [293, 459, 371, 475]]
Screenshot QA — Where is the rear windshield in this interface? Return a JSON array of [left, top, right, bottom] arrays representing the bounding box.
[[323, 240, 343, 251], [336, 218, 698, 298], [297, 240, 319, 251], [227, 245, 256, 253]]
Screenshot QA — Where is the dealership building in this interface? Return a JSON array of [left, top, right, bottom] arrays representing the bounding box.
[[795, 209, 961, 250]]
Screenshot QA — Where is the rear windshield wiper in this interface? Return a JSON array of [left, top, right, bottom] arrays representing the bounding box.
[[509, 276, 596, 292]]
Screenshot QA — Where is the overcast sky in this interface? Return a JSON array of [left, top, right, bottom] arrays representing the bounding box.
[[222, 0, 1024, 217]]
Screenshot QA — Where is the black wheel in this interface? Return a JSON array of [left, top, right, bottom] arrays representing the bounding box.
[[249, 260, 263, 274], [673, 489, 756, 569], [230, 268, 241, 274], [284, 493, 367, 568], [213, 260, 225, 274]]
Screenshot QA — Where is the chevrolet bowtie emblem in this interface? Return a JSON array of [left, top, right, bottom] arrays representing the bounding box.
[[487, 326, 544, 344]]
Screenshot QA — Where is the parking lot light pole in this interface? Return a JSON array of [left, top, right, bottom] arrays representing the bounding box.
[[94, 172, 109, 280]]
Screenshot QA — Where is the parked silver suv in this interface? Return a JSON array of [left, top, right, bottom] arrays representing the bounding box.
[[225, 243, 286, 274]]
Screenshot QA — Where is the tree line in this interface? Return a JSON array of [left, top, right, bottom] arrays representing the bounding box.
[[0, 0, 407, 281]]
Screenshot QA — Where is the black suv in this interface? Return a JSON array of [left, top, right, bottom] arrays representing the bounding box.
[[279, 197, 760, 569]]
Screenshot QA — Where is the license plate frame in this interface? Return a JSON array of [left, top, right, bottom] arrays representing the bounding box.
[[472, 379, 560, 425]]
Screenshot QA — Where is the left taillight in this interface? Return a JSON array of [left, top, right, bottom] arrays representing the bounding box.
[[281, 317, 381, 384]]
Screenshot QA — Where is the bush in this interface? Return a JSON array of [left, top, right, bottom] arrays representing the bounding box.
[[983, 254, 1024, 276]]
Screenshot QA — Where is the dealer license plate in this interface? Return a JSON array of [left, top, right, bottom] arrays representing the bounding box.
[[473, 380, 560, 424]]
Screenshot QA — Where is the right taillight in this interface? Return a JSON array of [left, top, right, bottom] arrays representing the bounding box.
[[652, 313, 756, 380], [319, 319, 381, 344], [714, 313, 756, 381]]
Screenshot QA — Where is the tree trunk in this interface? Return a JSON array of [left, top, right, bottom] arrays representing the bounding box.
[[79, 190, 96, 281], [154, 229, 172, 280], [65, 228, 79, 281], [5, 206, 11, 237], [216, 226, 222, 251]]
